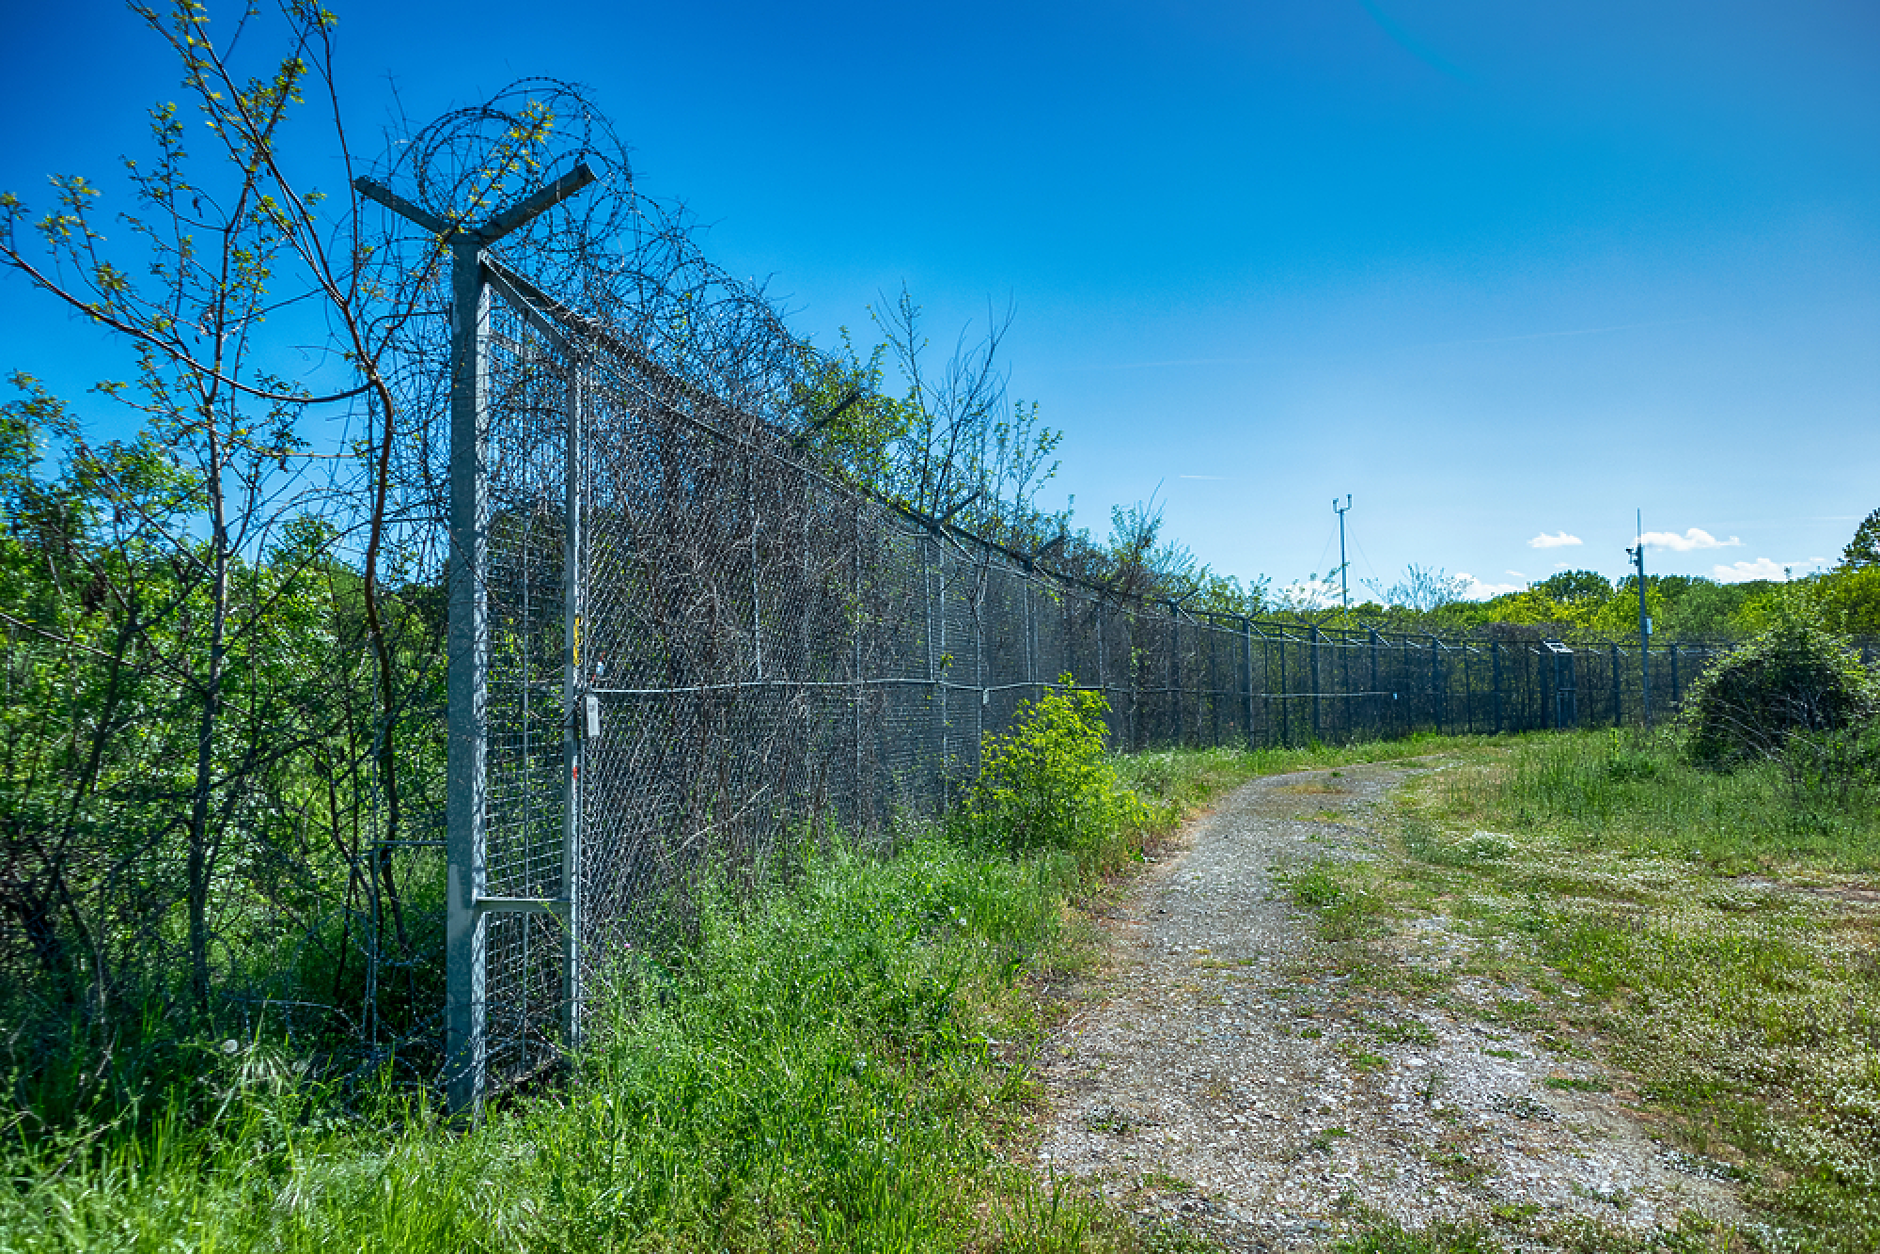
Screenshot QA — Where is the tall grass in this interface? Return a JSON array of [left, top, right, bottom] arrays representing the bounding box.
[[1347, 729, 1880, 1254], [1, 833, 1105, 1253], [0, 730, 1471, 1253], [1460, 727, 1880, 873]]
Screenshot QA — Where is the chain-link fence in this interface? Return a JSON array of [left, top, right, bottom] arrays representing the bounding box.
[[442, 242, 1799, 1108]]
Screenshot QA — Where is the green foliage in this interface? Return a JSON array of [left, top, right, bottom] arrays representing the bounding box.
[[0, 835, 1069, 1252], [1812, 564, 1880, 636], [0, 743, 1306, 1254], [961, 677, 1149, 858], [0, 359, 449, 1115], [1841, 506, 1880, 571], [0, 0, 454, 1075], [1533, 569, 1611, 604], [1678, 609, 1879, 768], [1438, 569, 1790, 641]]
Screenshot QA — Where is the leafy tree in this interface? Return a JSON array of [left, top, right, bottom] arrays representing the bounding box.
[[820, 287, 1065, 549], [0, 0, 451, 1076], [1813, 566, 1880, 637], [1842, 507, 1880, 571], [1363, 565, 1471, 615], [1534, 569, 1610, 604]]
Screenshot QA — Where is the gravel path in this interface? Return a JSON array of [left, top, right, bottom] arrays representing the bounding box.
[[1032, 763, 1744, 1251]]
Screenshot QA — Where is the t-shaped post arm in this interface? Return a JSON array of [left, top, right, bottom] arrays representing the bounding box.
[[353, 162, 597, 243], [357, 159, 597, 1117]]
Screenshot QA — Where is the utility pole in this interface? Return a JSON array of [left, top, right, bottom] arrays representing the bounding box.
[[1333, 494, 1352, 613], [1625, 510, 1651, 728]]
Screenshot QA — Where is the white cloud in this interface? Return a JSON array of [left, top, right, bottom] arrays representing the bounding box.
[[1640, 528, 1741, 552], [1504, 570, 1526, 580], [1528, 531, 1582, 549], [1276, 577, 1339, 609], [1458, 572, 1524, 601], [1713, 557, 1787, 583]]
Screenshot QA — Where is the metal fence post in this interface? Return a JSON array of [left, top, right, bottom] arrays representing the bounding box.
[[1310, 625, 1322, 743], [1610, 643, 1622, 728], [929, 540, 944, 782], [1368, 627, 1380, 738], [1242, 617, 1256, 751], [1169, 603, 1182, 746], [974, 572, 985, 755], [353, 167, 597, 1116], [852, 503, 864, 823], [1275, 633, 1288, 747], [444, 237, 490, 1117], [560, 359, 584, 1055], [1541, 644, 1553, 730], [1492, 640, 1503, 735], [1339, 632, 1352, 742], [1428, 635, 1441, 733]]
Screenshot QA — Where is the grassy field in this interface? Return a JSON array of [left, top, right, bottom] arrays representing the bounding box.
[[1285, 730, 1880, 1254], [0, 736, 1476, 1254], [22, 726, 1851, 1254]]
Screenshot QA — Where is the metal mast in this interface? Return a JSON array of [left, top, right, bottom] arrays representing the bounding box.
[[1333, 495, 1352, 612], [1625, 510, 1650, 728]]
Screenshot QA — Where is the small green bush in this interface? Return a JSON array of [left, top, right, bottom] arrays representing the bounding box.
[[960, 677, 1148, 856], [1679, 612, 1878, 769]]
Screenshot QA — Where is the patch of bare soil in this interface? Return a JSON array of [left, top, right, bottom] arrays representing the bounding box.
[[1029, 764, 1745, 1251]]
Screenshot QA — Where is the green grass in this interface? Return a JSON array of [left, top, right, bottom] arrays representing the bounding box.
[[4, 834, 1101, 1253], [1332, 1212, 1503, 1253], [0, 736, 1471, 1254], [1286, 728, 1880, 1254], [1109, 733, 1479, 835]]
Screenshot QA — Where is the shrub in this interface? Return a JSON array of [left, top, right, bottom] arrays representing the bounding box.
[[1680, 610, 1879, 768], [960, 677, 1148, 856]]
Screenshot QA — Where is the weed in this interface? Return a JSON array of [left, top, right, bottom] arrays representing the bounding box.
[[1306, 1126, 1352, 1154], [1428, 1144, 1490, 1185], [1358, 1014, 1437, 1046], [1282, 861, 1384, 941], [1138, 1168, 1194, 1193], [1331, 1211, 1505, 1253]]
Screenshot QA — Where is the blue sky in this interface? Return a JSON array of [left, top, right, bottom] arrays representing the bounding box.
[[2, 0, 1875, 600]]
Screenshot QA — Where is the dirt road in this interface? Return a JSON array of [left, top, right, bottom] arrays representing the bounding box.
[[1031, 764, 1743, 1250]]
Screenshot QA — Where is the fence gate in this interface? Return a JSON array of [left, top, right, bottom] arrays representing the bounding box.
[[1545, 640, 1578, 730]]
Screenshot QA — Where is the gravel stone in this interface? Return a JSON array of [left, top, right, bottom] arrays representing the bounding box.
[[1028, 764, 1745, 1250]]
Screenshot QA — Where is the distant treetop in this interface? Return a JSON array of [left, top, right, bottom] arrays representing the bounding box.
[[1842, 507, 1880, 571]]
